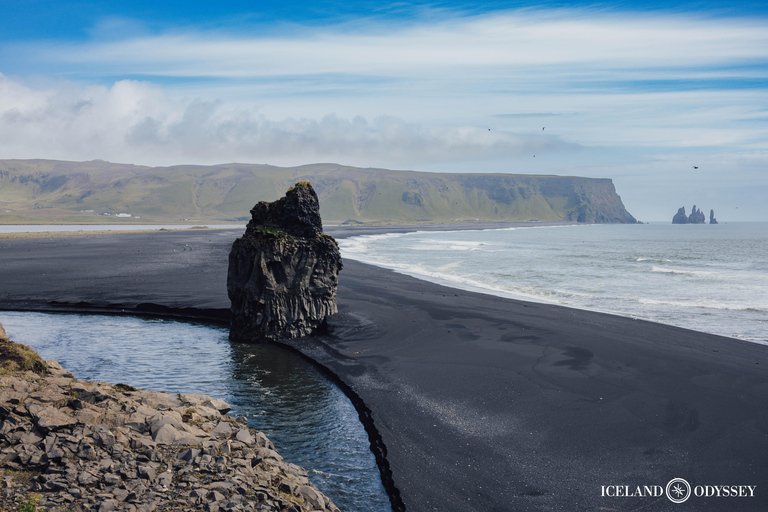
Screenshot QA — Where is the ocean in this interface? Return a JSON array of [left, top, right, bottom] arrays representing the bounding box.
[[338, 222, 768, 344]]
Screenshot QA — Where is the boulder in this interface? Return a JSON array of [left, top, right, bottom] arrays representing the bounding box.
[[227, 181, 343, 342]]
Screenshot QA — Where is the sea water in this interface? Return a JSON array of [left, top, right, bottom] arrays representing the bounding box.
[[339, 222, 768, 343], [0, 312, 391, 512]]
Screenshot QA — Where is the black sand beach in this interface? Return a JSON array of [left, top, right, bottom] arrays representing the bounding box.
[[1, 228, 767, 511]]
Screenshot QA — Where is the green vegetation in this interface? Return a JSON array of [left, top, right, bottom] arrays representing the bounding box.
[[0, 337, 48, 376], [0, 159, 636, 225], [288, 180, 313, 191], [253, 224, 287, 238], [15, 501, 38, 512]]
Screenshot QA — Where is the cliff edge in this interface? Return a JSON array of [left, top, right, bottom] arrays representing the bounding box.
[[227, 182, 343, 342]]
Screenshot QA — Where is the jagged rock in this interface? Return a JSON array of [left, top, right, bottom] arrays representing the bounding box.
[[672, 206, 688, 224], [710, 209, 718, 224], [0, 349, 341, 512], [673, 205, 707, 224], [688, 205, 706, 224], [227, 181, 343, 342]]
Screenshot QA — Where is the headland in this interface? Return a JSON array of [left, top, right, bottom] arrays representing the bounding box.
[[1, 225, 767, 511]]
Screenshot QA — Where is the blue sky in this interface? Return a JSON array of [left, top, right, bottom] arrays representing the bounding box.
[[1, 1, 767, 221]]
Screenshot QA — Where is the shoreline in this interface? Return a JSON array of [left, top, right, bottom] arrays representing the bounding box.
[[1, 227, 767, 511], [336, 223, 767, 345], [0, 334, 341, 512]]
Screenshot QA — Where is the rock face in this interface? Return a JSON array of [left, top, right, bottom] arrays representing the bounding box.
[[710, 209, 719, 224], [227, 182, 342, 342], [672, 205, 707, 224], [688, 205, 706, 224], [672, 207, 688, 224]]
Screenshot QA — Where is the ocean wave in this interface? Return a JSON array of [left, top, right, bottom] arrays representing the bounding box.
[[407, 240, 489, 251], [339, 224, 768, 343], [650, 266, 713, 276], [637, 297, 765, 313]]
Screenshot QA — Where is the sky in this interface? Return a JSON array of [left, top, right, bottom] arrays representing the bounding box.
[[1, 1, 767, 221]]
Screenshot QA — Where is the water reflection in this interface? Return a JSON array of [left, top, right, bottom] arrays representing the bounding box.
[[0, 311, 390, 512]]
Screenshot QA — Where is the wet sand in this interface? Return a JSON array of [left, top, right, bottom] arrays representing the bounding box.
[[1, 228, 767, 511]]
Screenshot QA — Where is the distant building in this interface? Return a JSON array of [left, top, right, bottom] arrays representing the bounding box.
[[116, 213, 132, 218]]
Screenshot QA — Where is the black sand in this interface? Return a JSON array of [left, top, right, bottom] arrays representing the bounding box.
[[1, 228, 767, 511]]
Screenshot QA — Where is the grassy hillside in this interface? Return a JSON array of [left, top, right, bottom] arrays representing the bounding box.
[[0, 159, 638, 225]]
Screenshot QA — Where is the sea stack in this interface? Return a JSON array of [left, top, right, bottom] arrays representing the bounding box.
[[688, 205, 706, 224], [710, 209, 719, 224], [672, 205, 708, 224], [227, 182, 342, 342], [672, 206, 688, 224]]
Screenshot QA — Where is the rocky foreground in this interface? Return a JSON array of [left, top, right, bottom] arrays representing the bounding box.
[[0, 330, 340, 512]]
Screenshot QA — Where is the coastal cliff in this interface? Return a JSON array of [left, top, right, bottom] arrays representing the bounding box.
[[0, 159, 638, 225], [0, 329, 339, 512], [227, 182, 342, 342]]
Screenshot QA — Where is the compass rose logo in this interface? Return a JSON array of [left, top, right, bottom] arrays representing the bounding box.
[[666, 478, 692, 503]]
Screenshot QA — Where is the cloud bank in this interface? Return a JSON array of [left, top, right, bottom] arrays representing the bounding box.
[[0, 74, 576, 167]]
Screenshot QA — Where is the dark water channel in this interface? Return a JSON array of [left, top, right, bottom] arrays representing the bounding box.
[[1, 311, 391, 512]]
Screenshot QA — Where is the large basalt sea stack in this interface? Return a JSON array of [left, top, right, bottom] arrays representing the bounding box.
[[227, 182, 342, 342]]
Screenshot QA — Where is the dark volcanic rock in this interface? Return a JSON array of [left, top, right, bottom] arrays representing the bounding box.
[[710, 209, 718, 224], [688, 205, 706, 224], [227, 182, 343, 342], [673, 205, 708, 224], [672, 206, 688, 224]]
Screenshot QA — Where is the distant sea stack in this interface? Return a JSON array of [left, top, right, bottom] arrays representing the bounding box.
[[710, 209, 719, 224], [227, 182, 342, 342], [689, 205, 706, 224], [672, 207, 689, 224], [672, 205, 708, 224]]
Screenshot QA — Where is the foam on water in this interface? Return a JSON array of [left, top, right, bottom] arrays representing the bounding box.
[[339, 222, 768, 344]]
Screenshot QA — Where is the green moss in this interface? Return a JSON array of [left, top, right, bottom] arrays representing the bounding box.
[[288, 180, 312, 192], [0, 338, 48, 376], [253, 224, 287, 238]]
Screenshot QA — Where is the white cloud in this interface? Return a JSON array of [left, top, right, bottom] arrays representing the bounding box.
[[38, 11, 768, 77], [0, 74, 577, 167]]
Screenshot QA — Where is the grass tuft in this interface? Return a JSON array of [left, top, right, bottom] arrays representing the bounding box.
[[0, 338, 48, 376]]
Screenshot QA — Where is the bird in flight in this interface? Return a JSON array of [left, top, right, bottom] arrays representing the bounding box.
[[542, 127, 545, 131], [693, 166, 698, 169]]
